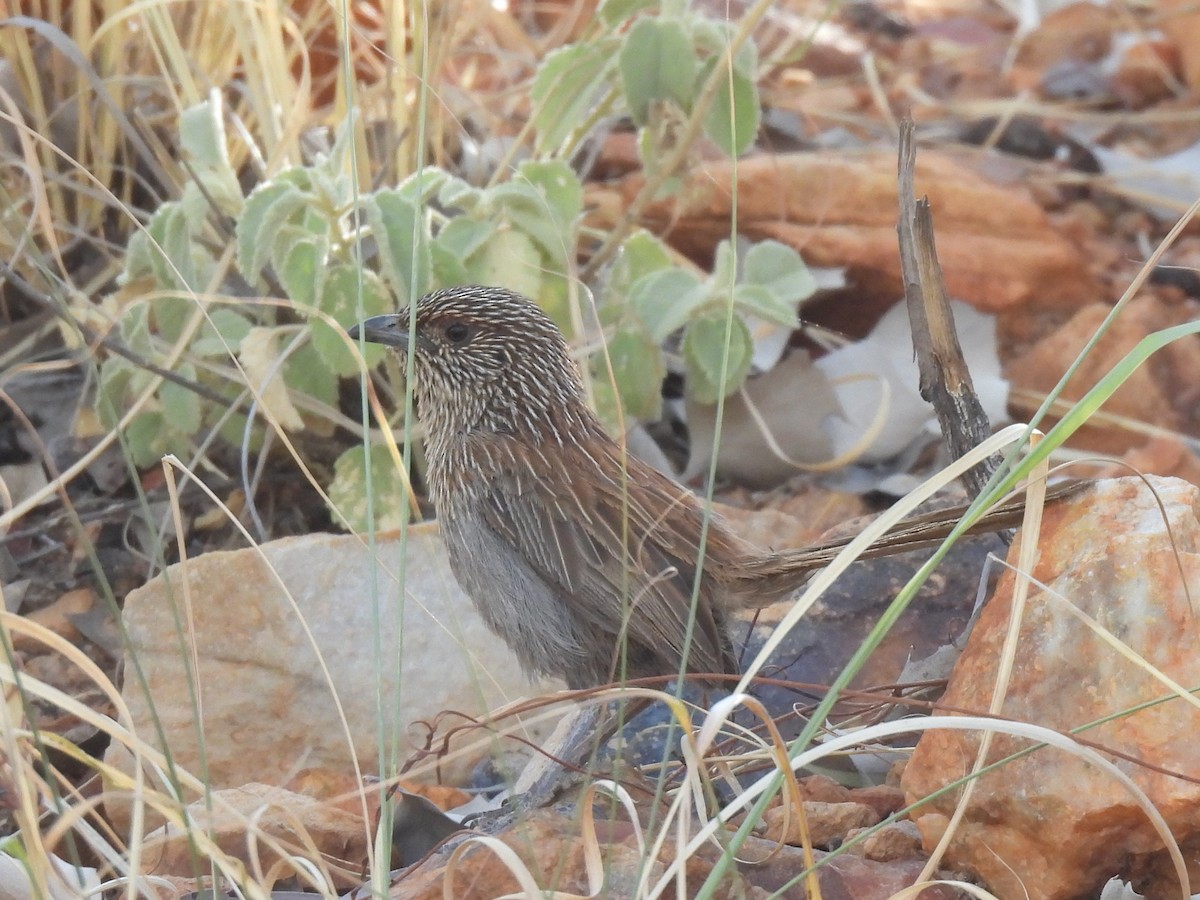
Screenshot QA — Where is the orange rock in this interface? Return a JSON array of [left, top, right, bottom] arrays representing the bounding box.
[[762, 799, 879, 847], [850, 783, 907, 820], [1160, 0, 1200, 90], [1112, 40, 1183, 108], [903, 476, 1200, 899], [104, 526, 563, 834], [11, 588, 95, 653], [1009, 2, 1117, 91], [1014, 1, 1117, 69], [1005, 293, 1200, 454], [846, 820, 924, 862], [395, 807, 952, 898], [395, 810, 619, 899], [141, 783, 370, 890], [1098, 435, 1200, 488], [799, 772, 854, 804], [587, 151, 1098, 312]]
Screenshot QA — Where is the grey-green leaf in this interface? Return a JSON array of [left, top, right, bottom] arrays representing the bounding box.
[[733, 283, 798, 329], [683, 311, 753, 403], [516, 160, 583, 240], [284, 340, 337, 408], [366, 191, 432, 305], [599, 0, 657, 26], [436, 216, 497, 261], [327, 444, 410, 533], [619, 18, 696, 124], [711, 239, 736, 290], [700, 57, 760, 157], [97, 357, 134, 431], [531, 41, 615, 153], [160, 363, 202, 434], [146, 205, 196, 292], [192, 309, 254, 357], [742, 240, 816, 305], [628, 268, 707, 342], [611, 231, 674, 296], [487, 180, 569, 268], [179, 99, 243, 216], [598, 325, 665, 421], [274, 227, 329, 310], [438, 174, 483, 211], [395, 166, 452, 204], [313, 266, 392, 376], [237, 180, 309, 281], [464, 228, 543, 302]]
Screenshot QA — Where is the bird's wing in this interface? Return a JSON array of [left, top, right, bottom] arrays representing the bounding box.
[[470, 440, 736, 681]]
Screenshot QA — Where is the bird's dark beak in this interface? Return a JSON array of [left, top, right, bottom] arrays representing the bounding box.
[[347, 314, 411, 350]]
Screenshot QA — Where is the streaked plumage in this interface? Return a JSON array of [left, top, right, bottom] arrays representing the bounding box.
[[349, 286, 1075, 690], [350, 286, 770, 689]]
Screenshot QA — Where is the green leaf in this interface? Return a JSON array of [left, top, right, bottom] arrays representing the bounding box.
[[273, 226, 329, 310], [613, 231, 674, 293], [192, 309, 254, 356], [483, 160, 582, 273], [531, 41, 616, 153], [122, 226, 154, 284], [179, 99, 243, 216], [146, 205, 196, 292], [599, 0, 657, 27], [327, 444, 410, 533], [124, 412, 168, 469], [692, 19, 758, 73], [465, 228, 543, 303], [179, 100, 228, 171], [435, 216, 496, 261], [215, 408, 257, 451], [237, 180, 309, 281], [313, 265, 391, 376], [123, 411, 191, 469], [275, 168, 317, 192], [733, 283, 797, 329], [437, 174, 483, 211], [284, 339, 337, 408], [152, 295, 193, 345], [322, 111, 358, 181], [160, 363, 202, 434], [596, 325, 664, 421], [487, 179, 572, 268], [619, 18, 696, 124], [394, 166, 452, 204], [516, 160, 583, 240], [711, 239, 735, 290], [742, 240, 816, 304], [431, 243, 470, 287], [700, 57, 760, 157], [534, 272, 573, 333], [365, 191, 432, 305], [683, 311, 753, 402], [310, 167, 354, 211], [628, 268, 707, 341], [97, 357, 134, 431], [117, 303, 153, 355]]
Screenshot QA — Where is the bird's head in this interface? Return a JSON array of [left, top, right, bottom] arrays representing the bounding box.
[[347, 286, 593, 442]]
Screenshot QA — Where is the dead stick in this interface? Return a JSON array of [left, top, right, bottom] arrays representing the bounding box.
[[896, 119, 1002, 499]]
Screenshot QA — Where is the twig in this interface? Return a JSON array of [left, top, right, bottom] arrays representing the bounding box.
[[1, 262, 248, 411], [896, 119, 1002, 498]]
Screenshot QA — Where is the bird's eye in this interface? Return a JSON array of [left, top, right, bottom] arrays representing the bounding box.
[[444, 322, 471, 344]]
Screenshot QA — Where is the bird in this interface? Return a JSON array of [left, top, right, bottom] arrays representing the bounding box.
[[348, 286, 1080, 692]]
